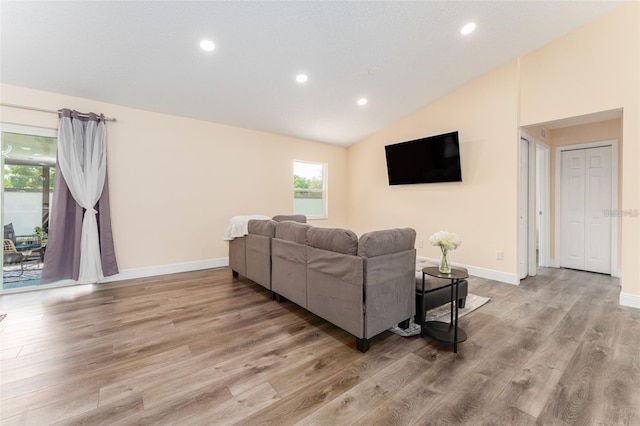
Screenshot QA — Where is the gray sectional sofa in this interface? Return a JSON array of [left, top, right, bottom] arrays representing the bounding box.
[[228, 215, 468, 352], [229, 215, 415, 352]]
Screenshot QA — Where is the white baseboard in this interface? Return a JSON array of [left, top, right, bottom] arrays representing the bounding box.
[[421, 257, 520, 285], [619, 292, 640, 309], [101, 257, 229, 283], [112, 257, 522, 286]]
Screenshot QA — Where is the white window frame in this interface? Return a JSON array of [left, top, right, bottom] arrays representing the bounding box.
[[293, 160, 327, 220]]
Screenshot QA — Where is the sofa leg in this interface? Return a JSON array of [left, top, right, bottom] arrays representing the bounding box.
[[271, 291, 276, 300], [415, 295, 424, 326], [232, 270, 239, 278], [356, 338, 370, 353], [398, 318, 410, 329], [275, 294, 286, 303], [458, 297, 466, 309]]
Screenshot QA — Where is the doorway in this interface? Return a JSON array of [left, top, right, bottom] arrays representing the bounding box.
[[1, 126, 57, 291], [519, 135, 550, 280]]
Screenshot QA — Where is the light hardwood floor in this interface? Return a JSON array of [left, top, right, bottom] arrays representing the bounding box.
[[0, 266, 638, 425]]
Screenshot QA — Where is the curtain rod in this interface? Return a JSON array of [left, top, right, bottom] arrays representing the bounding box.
[[0, 102, 117, 122]]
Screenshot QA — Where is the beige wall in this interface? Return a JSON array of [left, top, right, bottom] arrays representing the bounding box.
[[348, 60, 520, 276], [549, 119, 622, 148], [520, 125, 549, 144], [520, 1, 639, 299], [348, 2, 639, 300], [0, 84, 349, 271]]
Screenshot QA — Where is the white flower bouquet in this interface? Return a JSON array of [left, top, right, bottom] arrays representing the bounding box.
[[429, 231, 461, 274], [429, 231, 462, 251]]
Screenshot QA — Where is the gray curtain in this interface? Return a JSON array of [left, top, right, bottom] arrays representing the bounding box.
[[41, 110, 118, 283]]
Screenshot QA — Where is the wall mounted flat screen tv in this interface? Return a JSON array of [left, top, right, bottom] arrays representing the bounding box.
[[385, 131, 462, 185]]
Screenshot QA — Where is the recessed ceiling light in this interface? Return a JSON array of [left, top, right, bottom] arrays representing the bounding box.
[[357, 98, 368, 106], [296, 74, 308, 83], [200, 39, 215, 51], [21, 147, 32, 151], [460, 22, 476, 35]]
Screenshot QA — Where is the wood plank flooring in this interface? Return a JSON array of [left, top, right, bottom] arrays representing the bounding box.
[[0, 266, 638, 425]]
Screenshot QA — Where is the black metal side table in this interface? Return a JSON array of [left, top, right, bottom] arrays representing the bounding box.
[[420, 266, 469, 353]]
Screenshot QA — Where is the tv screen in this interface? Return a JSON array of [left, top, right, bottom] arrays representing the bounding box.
[[385, 131, 462, 185]]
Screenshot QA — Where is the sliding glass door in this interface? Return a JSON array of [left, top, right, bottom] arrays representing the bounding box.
[[1, 127, 57, 291]]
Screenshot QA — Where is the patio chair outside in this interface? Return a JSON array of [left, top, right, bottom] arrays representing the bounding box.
[[3, 239, 30, 277]]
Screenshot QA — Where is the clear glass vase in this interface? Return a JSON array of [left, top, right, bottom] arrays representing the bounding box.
[[439, 246, 451, 274]]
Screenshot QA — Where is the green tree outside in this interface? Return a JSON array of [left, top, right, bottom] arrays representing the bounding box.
[[3, 165, 55, 190], [294, 174, 323, 199]]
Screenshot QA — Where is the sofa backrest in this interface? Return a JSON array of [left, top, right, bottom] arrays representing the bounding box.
[[307, 227, 358, 256], [357, 228, 416, 339], [357, 228, 416, 258], [275, 221, 310, 243], [306, 227, 364, 338], [272, 214, 307, 223], [272, 221, 311, 307], [246, 219, 277, 289], [248, 219, 277, 237]]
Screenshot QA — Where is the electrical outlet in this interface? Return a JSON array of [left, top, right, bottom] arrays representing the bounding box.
[[496, 250, 504, 260], [418, 240, 424, 248]]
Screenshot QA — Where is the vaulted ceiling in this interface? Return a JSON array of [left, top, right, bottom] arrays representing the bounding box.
[[0, 1, 626, 146]]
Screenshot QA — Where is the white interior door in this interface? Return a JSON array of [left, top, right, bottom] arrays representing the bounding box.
[[560, 150, 586, 269], [536, 143, 550, 267], [560, 146, 612, 274], [584, 147, 611, 273]]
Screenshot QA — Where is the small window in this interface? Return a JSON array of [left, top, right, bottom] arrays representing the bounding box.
[[293, 160, 326, 219]]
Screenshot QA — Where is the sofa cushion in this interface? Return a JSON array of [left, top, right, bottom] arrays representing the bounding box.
[[248, 219, 276, 237], [272, 214, 307, 223], [358, 228, 416, 258], [307, 227, 358, 255], [275, 221, 310, 244]]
